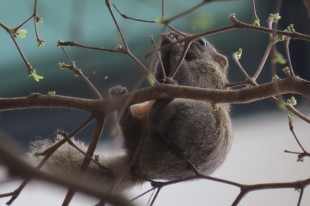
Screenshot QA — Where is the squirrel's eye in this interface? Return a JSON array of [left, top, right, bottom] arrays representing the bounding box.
[[197, 38, 208, 46]]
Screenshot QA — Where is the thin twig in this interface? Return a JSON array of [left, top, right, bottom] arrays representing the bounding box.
[[112, 4, 155, 23], [252, 0, 259, 21], [32, 0, 43, 46], [161, 0, 164, 18], [8, 31, 33, 74], [59, 49, 103, 99], [288, 118, 307, 153], [57, 41, 126, 53], [130, 188, 155, 202], [149, 188, 161, 206], [229, 16, 310, 41], [232, 178, 310, 206], [170, 41, 190, 78], [232, 56, 310, 124], [163, 1, 207, 24], [252, 40, 276, 80], [149, 35, 166, 79], [284, 37, 295, 76], [105, 0, 129, 50], [58, 131, 108, 170], [269, 0, 282, 77], [297, 188, 304, 206], [226, 81, 249, 88], [232, 53, 251, 80]]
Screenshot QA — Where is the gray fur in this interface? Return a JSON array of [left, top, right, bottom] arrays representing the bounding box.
[[30, 135, 137, 191], [30, 32, 232, 188], [118, 32, 232, 180]]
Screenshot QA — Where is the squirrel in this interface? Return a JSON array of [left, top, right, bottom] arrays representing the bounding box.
[[113, 32, 232, 180], [31, 31, 232, 189]]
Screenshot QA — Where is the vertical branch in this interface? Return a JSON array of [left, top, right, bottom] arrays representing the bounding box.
[[149, 188, 161, 206], [32, 0, 43, 45], [105, 0, 159, 85], [105, 0, 129, 50], [252, 40, 275, 80], [288, 117, 307, 153], [231, 189, 246, 206], [7, 32, 33, 74], [252, 0, 258, 21], [161, 0, 164, 18], [297, 188, 304, 206], [170, 41, 191, 78], [269, 0, 282, 77], [62, 116, 105, 206], [232, 53, 252, 81], [284, 37, 295, 76], [149, 35, 166, 79]]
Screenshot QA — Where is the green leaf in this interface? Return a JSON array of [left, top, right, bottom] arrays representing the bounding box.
[[287, 114, 294, 123], [269, 13, 281, 23], [277, 100, 286, 111], [36, 16, 44, 24], [272, 52, 287, 64], [146, 73, 156, 86], [228, 13, 236, 19], [37, 39, 46, 47], [116, 44, 124, 50], [48, 91, 56, 95], [154, 17, 164, 24], [275, 34, 286, 42], [32, 152, 40, 157], [272, 75, 280, 81], [11, 29, 28, 38], [283, 66, 291, 76], [30, 69, 44, 82], [285, 24, 295, 33], [233, 48, 242, 60], [58, 62, 70, 69], [287, 96, 297, 106], [252, 17, 260, 27]]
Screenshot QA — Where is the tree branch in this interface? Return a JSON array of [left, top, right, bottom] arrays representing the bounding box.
[[0, 139, 132, 206], [0, 76, 308, 112]]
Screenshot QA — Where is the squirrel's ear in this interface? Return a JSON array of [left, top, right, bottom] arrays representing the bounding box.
[[213, 53, 228, 73]]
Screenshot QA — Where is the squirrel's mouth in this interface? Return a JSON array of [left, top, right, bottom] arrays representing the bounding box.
[[159, 32, 179, 77], [160, 32, 177, 46]]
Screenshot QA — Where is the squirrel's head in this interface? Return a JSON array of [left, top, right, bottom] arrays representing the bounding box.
[[158, 32, 228, 79]]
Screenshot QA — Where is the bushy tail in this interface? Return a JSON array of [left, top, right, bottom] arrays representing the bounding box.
[[30, 135, 138, 192]]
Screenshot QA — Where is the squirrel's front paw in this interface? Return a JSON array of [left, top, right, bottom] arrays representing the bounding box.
[[109, 85, 128, 97]]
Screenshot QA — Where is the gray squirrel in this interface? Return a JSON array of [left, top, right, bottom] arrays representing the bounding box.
[[111, 32, 232, 180], [31, 32, 232, 190]]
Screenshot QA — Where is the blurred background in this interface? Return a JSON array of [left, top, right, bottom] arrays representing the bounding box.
[[0, 0, 309, 205], [0, 0, 309, 142]]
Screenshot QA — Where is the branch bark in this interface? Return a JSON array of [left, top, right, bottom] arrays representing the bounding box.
[[0, 76, 309, 112], [0, 139, 132, 206]]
